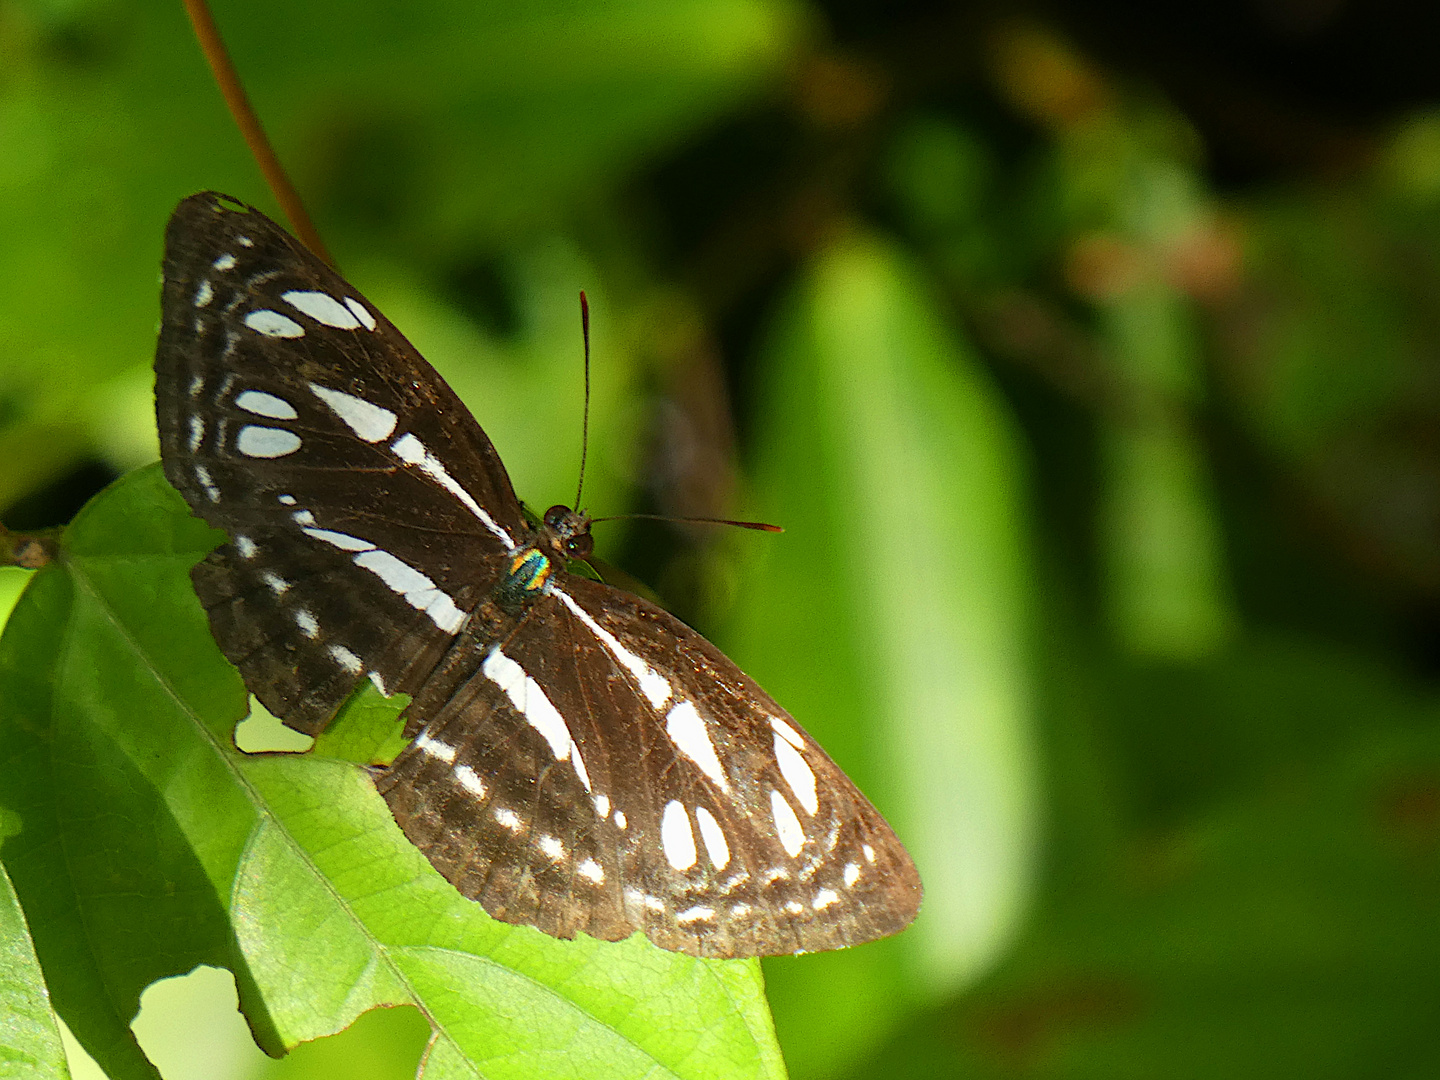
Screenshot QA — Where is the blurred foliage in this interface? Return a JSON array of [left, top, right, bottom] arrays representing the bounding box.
[[3, 0, 1440, 1078]]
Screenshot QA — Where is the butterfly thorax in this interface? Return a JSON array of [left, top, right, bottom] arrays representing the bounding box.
[[492, 505, 593, 614]]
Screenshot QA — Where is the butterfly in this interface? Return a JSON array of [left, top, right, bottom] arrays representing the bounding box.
[[152, 191, 922, 957]]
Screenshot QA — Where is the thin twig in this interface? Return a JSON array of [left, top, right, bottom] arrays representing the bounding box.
[[181, 0, 335, 267]]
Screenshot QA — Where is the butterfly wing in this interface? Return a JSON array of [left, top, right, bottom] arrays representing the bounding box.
[[155, 192, 527, 733], [377, 572, 922, 957]]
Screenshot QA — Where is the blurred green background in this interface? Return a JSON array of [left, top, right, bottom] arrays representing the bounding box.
[[5, 0, 1440, 1076]]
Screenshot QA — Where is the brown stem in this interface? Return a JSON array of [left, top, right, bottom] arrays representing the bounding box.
[[180, 0, 336, 267]]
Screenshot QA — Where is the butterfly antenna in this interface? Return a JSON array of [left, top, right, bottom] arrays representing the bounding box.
[[574, 291, 592, 511], [590, 512, 783, 533]]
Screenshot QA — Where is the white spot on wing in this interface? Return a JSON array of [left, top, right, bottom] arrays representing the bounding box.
[[613, 809, 627, 830], [352, 549, 465, 633], [187, 415, 203, 452], [454, 764, 486, 798], [213, 253, 236, 271], [345, 297, 377, 330], [863, 843, 876, 864], [236, 236, 252, 248], [812, 888, 840, 910], [232, 534, 255, 558], [244, 310, 304, 338], [676, 905, 714, 924], [195, 464, 220, 502], [554, 589, 672, 707], [665, 700, 729, 791], [720, 869, 751, 890], [770, 789, 805, 857], [594, 793, 611, 818], [661, 800, 697, 871], [577, 858, 604, 884], [494, 806, 522, 831], [302, 528, 374, 552], [416, 731, 456, 763], [237, 425, 301, 458], [569, 741, 592, 792], [694, 806, 730, 870], [773, 734, 818, 816], [261, 571, 289, 595], [194, 280, 213, 307], [538, 834, 565, 861], [308, 383, 397, 442], [291, 510, 316, 526], [329, 644, 362, 673], [292, 607, 319, 639], [283, 289, 363, 329], [770, 716, 806, 751], [188, 375, 204, 397], [235, 390, 298, 420], [481, 646, 590, 791], [389, 433, 513, 548], [277, 494, 297, 505], [844, 862, 861, 887], [368, 671, 387, 694]]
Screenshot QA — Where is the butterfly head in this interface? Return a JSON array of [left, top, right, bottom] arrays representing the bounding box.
[[542, 504, 595, 561]]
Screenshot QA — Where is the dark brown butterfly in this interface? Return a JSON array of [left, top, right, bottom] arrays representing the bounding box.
[[153, 192, 921, 957]]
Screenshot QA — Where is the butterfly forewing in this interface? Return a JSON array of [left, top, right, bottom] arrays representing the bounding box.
[[155, 191, 921, 956], [156, 193, 525, 729]]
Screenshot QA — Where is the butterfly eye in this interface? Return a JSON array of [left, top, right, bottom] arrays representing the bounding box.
[[543, 505, 569, 529], [565, 533, 594, 559]]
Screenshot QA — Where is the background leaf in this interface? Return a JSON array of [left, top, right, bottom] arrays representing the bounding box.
[[726, 233, 1037, 1078]]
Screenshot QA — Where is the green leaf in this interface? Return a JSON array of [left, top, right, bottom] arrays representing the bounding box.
[[0, 465, 785, 1080], [311, 682, 412, 767], [0, 862, 72, 1080], [0, 567, 31, 631], [725, 232, 1038, 1076]]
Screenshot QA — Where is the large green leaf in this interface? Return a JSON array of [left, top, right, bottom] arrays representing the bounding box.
[[0, 465, 785, 1080], [724, 233, 1038, 1077], [0, 862, 71, 1080]]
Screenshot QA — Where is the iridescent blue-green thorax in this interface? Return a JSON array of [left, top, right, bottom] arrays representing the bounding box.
[[495, 546, 553, 611]]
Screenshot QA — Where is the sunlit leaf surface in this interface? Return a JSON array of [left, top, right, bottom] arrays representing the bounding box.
[[0, 863, 71, 1080]]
